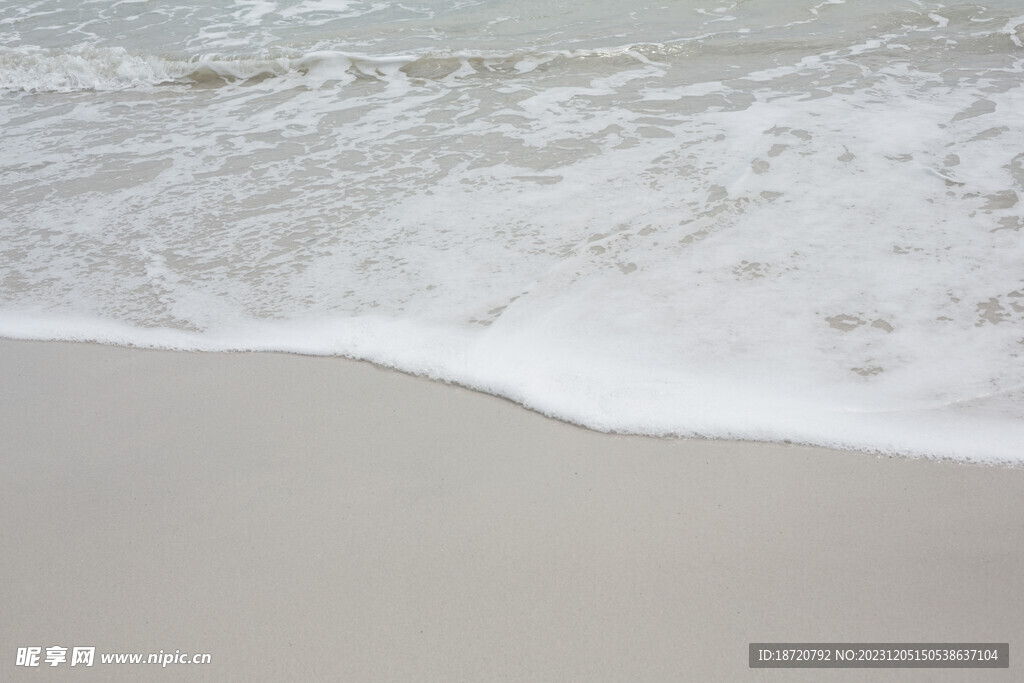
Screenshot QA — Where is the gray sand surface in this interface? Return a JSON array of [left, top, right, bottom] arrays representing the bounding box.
[[1, 340, 1021, 680]]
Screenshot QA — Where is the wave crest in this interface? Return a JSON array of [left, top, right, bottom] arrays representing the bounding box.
[[0, 43, 684, 93], [0, 45, 178, 92]]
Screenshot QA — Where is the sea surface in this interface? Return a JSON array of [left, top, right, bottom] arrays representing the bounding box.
[[2, 0, 1023, 461]]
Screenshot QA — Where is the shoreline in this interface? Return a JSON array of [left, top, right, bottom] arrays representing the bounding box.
[[0, 334, 1017, 465], [2, 339, 1022, 680]]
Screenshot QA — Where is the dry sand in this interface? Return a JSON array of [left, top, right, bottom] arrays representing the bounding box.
[[1, 339, 1021, 681]]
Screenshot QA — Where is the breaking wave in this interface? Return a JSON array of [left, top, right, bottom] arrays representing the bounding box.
[[0, 41, 714, 92]]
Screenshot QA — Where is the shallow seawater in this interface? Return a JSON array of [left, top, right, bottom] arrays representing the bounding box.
[[2, 0, 1023, 461]]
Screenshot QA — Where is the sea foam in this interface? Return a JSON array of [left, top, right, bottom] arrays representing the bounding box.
[[2, 0, 1023, 462]]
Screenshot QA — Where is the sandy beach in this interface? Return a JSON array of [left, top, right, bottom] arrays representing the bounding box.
[[0, 339, 1021, 681]]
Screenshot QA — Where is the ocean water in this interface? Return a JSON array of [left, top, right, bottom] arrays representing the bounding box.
[[2, 1, 1023, 461]]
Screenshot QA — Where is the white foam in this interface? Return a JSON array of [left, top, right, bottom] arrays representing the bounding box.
[[0, 45, 176, 92], [1003, 16, 1024, 47], [3, 0, 1024, 463]]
